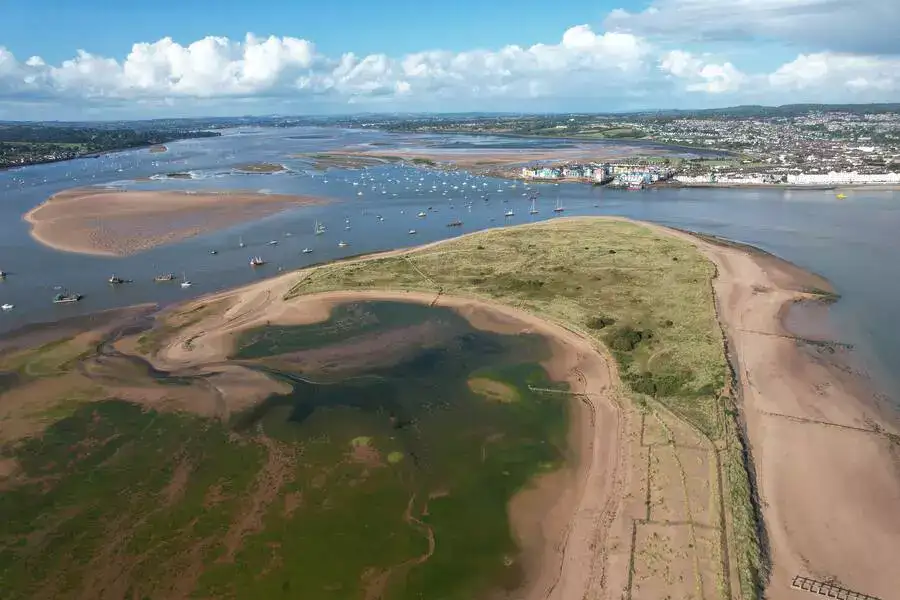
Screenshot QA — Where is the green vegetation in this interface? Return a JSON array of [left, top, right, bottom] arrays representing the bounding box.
[[286, 219, 761, 595], [289, 220, 725, 436], [0, 123, 219, 169], [1, 301, 568, 599], [235, 162, 286, 173]]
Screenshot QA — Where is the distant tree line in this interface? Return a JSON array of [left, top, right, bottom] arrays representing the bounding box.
[[0, 124, 220, 169]]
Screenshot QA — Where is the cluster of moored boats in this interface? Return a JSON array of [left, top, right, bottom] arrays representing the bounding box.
[[0, 190, 569, 314]]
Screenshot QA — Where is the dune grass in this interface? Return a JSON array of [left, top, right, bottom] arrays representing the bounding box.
[[289, 218, 726, 436]]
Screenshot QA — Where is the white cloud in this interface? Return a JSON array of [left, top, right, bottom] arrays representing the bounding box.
[[0, 25, 651, 108], [0, 18, 897, 117], [660, 50, 746, 93], [769, 53, 900, 92], [605, 0, 900, 55]]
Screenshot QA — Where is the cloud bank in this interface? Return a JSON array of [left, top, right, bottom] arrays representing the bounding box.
[[0, 2, 897, 118]]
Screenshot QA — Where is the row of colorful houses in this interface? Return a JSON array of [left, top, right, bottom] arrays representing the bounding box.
[[520, 163, 614, 182]]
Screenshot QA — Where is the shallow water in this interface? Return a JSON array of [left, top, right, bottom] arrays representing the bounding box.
[[0, 126, 897, 402], [230, 300, 568, 598]]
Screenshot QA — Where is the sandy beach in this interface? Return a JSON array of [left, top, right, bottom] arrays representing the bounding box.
[[658, 225, 900, 599], [23, 187, 328, 256]]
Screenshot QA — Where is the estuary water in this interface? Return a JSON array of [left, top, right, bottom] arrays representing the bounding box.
[[0, 126, 898, 401]]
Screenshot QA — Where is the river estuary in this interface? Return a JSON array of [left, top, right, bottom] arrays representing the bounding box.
[[1, 126, 897, 402]]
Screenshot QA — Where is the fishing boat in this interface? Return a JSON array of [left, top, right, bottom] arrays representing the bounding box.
[[180, 273, 192, 288], [302, 247, 313, 254], [1, 303, 13, 311], [505, 209, 514, 217], [338, 241, 349, 248], [154, 273, 175, 282], [0, 270, 6, 278], [529, 199, 539, 215], [249, 256, 266, 267], [447, 218, 463, 227], [108, 274, 126, 285], [53, 291, 82, 304]]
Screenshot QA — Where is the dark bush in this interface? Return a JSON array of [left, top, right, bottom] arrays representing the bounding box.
[[586, 315, 617, 330], [608, 326, 648, 352]]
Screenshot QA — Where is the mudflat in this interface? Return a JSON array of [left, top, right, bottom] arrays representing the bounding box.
[[23, 187, 327, 256]]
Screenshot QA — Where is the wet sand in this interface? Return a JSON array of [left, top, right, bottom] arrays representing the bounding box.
[[657, 225, 900, 599], [23, 187, 328, 256]]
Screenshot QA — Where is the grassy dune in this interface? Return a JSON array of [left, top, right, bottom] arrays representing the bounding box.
[[289, 219, 725, 435]]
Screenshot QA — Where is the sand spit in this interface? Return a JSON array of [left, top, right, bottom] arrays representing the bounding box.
[[23, 187, 328, 256], [657, 225, 900, 599], [113, 216, 899, 599]]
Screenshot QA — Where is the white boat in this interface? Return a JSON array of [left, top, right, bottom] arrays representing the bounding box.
[[239, 236, 245, 248], [530, 199, 539, 215], [338, 241, 349, 248], [302, 247, 313, 254], [314, 220, 325, 235], [1, 303, 13, 311], [505, 209, 514, 217], [408, 229, 417, 235], [554, 196, 565, 213], [267, 240, 279, 246], [154, 273, 175, 282], [0, 271, 6, 278], [250, 256, 266, 266], [180, 272, 192, 288], [417, 211, 427, 218]]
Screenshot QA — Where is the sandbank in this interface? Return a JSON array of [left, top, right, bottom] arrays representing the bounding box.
[[23, 187, 328, 256]]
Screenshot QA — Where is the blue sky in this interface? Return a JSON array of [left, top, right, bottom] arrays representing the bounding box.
[[0, 0, 897, 119]]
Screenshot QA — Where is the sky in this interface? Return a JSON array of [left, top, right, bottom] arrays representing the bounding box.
[[0, 0, 897, 120]]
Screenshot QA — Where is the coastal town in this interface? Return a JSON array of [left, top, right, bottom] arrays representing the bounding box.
[[381, 105, 900, 189]]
